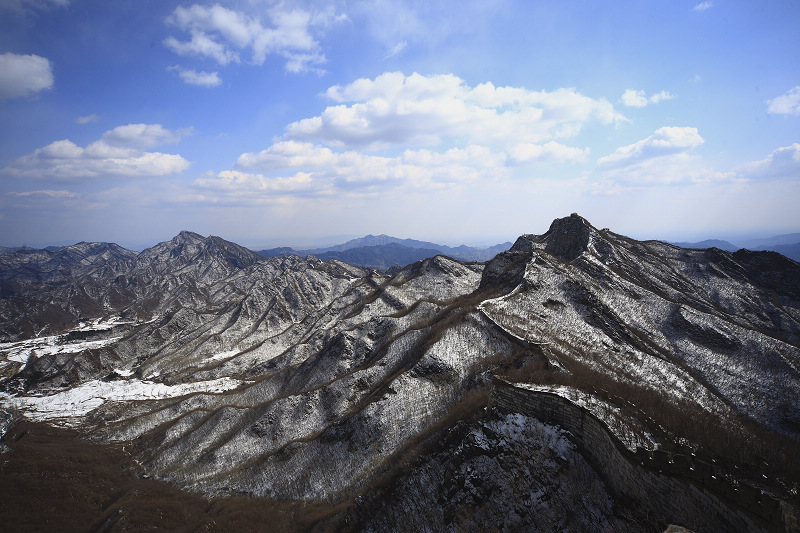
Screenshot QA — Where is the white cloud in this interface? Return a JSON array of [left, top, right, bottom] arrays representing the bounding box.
[[740, 143, 800, 181], [621, 89, 674, 108], [0, 52, 53, 100], [282, 51, 326, 74], [164, 31, 237, 65], [168, 66, 221, 87], [221, 72, 619, 201], [508, 142, 589, 164], [766, 86, 800, 116], [100, 123, 191, 149], [693, 2, 713, 11], [384, 41, 408, 59], [286, 72, 626, 150], [186, 140, 514, 204], [2, 125, 192, 181], [76, 114, 99, 124], [598, 126, 704, 168], [164, 4, 342, 73], [590, 127, 739, 191], [232, 140, 506, 195]]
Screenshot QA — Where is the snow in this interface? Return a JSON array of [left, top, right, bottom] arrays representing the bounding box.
[[210, 349, 239, 361], [0, 335, 122, 370], [73, 315, 134, 331], [0, 315, 136, 371], [0, 376, 244, 424]]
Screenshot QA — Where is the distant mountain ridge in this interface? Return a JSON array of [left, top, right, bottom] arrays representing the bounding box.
[[740, 232, 800, 249], [256, 234, 513, 268], [670, 239, 739, 252], [672, 236, 800, 262]]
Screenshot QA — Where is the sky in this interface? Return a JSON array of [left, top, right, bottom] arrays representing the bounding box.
[[0, 0, 798, 250]]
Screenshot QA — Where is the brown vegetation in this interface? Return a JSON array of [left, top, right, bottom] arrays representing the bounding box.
[[0, 420, 340, 532]]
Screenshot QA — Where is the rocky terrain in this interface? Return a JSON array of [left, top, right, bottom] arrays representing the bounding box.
[[1, 214, 799, 531]]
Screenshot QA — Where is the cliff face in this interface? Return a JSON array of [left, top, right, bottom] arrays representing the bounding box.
[[1, 215, 799, 530]]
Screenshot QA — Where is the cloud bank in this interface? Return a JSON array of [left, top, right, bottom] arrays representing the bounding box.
[[2, 124, 192, 180], [286, 72, 625, 149], [194, 72, 620, 203]]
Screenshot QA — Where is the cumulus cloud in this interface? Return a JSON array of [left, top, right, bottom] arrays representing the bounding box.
[[2, 124, 192, 180], [285, 72, 626, 150], [168, 65, 221, 87], [693, 2, 713, 11], [598, 127, 704, 168], [217, 72, 621, 200], [621, 89, 674, 108], [0, 52, 53, 100], [740, 143, 800, 180], [164, 3, 342, 73], [767, 86, 800, 116], [76, 114, 99, 124]]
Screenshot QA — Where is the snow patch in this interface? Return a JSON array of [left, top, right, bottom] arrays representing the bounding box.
[[210, 350, 239, 361], [1, 376, 244, 424], [0, 335, 122, 370]]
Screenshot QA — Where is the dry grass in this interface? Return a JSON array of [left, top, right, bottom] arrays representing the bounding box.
[[0, 420, 341, 532]]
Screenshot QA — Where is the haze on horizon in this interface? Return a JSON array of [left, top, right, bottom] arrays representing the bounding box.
[[1, 0, 798, 250]]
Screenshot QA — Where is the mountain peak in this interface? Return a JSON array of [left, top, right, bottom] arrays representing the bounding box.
[[511, 213, 596, 261], [174, 230, 205, 243], [541, 213, 594, 260]]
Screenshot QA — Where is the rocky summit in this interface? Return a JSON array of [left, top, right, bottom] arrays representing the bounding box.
[[1, 215, 799, 532]]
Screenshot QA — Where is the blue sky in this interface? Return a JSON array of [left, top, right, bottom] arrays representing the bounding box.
[[1, 0, 798, 249]]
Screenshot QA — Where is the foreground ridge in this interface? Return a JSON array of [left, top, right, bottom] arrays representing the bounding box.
[[490, 378, 797, 533]]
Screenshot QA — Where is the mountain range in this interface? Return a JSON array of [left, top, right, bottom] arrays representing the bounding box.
[[672, 233, 800, 262], [0, 214, 798, 532], [257, 234, 513, 269], [5, 230, 799, 268]]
